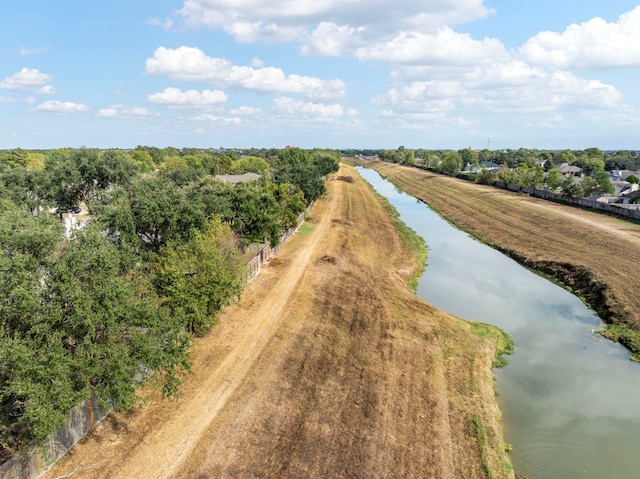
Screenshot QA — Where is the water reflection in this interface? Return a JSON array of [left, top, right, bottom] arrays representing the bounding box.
[[357, 167, 640, 479]]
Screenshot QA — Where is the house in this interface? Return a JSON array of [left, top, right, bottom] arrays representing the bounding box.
[[609, 170, 640, 182], [215, 173, 261, 185], [467, 161, 501, 174], [558, 163, 582, 177]]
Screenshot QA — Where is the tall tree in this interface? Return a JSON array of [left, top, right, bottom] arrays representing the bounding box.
[[153, 218, 245, 335]]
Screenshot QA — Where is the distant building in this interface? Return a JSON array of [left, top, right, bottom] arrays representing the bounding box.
[[558, 163, 582, 177], [216, 173, 261, 185]]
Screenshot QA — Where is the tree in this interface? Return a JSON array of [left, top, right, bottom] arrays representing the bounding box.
[[592, 169, 614, 195], [0, 221, 192, 444], [153, 218, 246, 335], [577, 157, 605, 176], [227, 156, 270, 175], [273, 164, 325, 203], [11, 148, 30, 167], [130, 148, 155, 173], [96, 175, 205, 252], [546, 167, 563, 192], [43, 148, 138, 211], [312, 150, 340, 176], [516, 164, 544, 188], [438, 151, 463, 176], [561, 175, 583, 198]]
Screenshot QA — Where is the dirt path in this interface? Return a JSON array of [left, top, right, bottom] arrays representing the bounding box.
[[44, 164, 512, 479], [509, 193, 640, 246]]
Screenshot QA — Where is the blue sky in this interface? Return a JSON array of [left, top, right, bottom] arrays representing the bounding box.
[[2, 1, 640, 150]]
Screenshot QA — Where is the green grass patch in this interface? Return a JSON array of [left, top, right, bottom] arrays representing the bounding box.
[[601, 323, 640, 362], [297, 223, 315, 237], [378, 194, 427, 292], [471, 322, 514, 368], [357, 168, 427, 292]]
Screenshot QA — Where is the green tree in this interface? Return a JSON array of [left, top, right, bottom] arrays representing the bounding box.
[[97, 175, 205, 252], [546, 167, 563, 192], [153, 218, 245, 335], [273, 164, 325, 203], [0, 221, 191, 444], [592, 169, 614, 195], [312, 150, 340, 176], [561, 175, 584, 198], [438, 151, 463, 176], [227, 156, 270, 175], [130, 148, 155, 173]]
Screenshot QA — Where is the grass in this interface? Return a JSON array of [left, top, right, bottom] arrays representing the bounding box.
[[472, 416, 493, 479], [297, 223, 315, 237], [601, 323, 640, 362], [362, 178, 428, 292], [470, 322, 514, 368]]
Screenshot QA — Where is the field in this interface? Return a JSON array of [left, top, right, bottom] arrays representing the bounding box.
[[363, 160, 640, 359], [42, 164, 513, 479]]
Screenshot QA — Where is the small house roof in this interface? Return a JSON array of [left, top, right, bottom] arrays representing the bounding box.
[[216, 173, 261, 184]]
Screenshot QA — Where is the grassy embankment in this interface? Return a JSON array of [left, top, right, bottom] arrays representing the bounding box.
[[361, 159, 640, 361]]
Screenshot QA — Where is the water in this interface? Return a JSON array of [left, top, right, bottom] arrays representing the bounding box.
[[357, 167, 640, 479]]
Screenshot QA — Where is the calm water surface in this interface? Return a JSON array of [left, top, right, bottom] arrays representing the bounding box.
[[357, 167, 640, 479]]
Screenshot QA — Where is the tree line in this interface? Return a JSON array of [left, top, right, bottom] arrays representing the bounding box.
[[0, 146, 339, 455]]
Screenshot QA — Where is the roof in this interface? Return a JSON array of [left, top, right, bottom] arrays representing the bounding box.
[[558, 163, 582, 174], [216, 173, 261, 184]]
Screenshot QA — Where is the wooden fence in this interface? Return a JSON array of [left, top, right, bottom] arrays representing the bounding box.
[[0, 394, 110, 479], [247, 209, 308, 282]]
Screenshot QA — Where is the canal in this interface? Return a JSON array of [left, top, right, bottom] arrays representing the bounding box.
[[357, 166, 640, 479]]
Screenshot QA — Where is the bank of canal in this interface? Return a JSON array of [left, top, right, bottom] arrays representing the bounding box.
[[357, 166, 640, 479]]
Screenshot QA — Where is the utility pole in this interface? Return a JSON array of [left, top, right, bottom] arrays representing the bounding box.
[[487, 138, 490, 150]]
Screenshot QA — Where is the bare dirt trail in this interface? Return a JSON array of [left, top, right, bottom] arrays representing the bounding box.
[[44, 164, 512, 479]]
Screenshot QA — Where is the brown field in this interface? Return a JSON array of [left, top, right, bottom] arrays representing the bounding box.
[[43, 164, 513, 479], [364, 160, 640, 358]]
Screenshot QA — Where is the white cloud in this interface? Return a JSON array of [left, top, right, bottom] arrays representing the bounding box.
[[37, 85, 57, 94], [374, 64, 624, 117], [146, 46, 346, 100], [96, 105, 152, 118], [1, 68, 53, 91], [147, 17, 175, 30], [250, 57, 265, 68], [36, 100, 89, 113], [194, 113, 242, 124], [147, 87, 228, 108], [272, 97, 344, 120], [520, 6, 640, 69], [355, 27, 507, 65], [0, 96, 35, 104], [300, 22, 361, 57], [20, 47, 47, 56], [175, 0, 494, 44], [230, 105, 263, 116]]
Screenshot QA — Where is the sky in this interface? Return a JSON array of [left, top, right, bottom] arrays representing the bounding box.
[[1, 1, 640, 151]]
